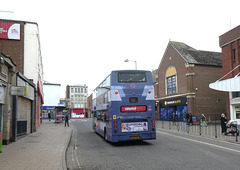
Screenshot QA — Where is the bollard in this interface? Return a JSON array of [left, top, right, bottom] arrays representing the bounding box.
[[236, 129, 239, 142], [200, 122, 201, 136], [215, 114, 217, 138]]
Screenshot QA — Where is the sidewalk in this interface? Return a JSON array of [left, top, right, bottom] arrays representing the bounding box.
[[156, 121, 240, 144], [0, 119, 73, 170]]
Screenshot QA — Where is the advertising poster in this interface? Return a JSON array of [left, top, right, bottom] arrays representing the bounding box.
[[121, 122, 148, 132], [0, 22, 20, 40]]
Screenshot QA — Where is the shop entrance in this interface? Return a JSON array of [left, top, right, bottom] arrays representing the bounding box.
[[160, 105, 188, 121]]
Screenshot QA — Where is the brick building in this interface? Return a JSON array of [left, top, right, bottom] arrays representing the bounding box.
[[155, 41, 226, 121], [210, 25, 240, 124], [0, 19, 44, 144]]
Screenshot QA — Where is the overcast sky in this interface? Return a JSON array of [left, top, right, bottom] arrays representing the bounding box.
[[1, 0, 240, 97]]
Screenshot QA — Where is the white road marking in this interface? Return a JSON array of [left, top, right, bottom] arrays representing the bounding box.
[[157, 130, 240, 154]]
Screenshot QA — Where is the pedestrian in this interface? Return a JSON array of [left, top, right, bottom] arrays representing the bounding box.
[[65, 112, 70, 127], [189, 112, 193, 125], [200, 114, 207, 127], [185, 111, 189, 125], [48, 112, 51, 121], [220, 113, 227, 134], [172, 112, 176, 126]]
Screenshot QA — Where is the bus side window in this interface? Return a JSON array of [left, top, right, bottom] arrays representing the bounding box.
[[104, 112, 109, 122]]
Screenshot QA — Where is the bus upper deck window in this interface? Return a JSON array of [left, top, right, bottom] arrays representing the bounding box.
[[118, 72, 146, 83]]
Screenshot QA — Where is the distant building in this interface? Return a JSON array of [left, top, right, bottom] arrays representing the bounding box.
[[66, 84, 88, 118], [43, 83, 61, 119], [87, 94, 93, 118], [210, 25, 240, 124], [155, 41, 226, 121]]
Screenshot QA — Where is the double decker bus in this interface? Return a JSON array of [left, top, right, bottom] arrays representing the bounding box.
[[92, 70, 156, 142]]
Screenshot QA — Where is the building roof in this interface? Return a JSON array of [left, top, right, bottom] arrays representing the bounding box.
[[170, 41, 222, 66], [219, 25, 240, 47]]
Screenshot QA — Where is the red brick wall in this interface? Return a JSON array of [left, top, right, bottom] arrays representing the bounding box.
[[194, 65, 226, 116], [157, 45, 187, 97], [0, 20, 24, 73], [221, 39, 240, 80], [157, 43, 226, 118]]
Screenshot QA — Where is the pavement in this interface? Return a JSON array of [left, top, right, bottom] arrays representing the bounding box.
[[0, 119, 73, 170]]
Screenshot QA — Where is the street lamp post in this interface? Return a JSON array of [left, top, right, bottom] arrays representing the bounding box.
[[124, 59, 137, 70]]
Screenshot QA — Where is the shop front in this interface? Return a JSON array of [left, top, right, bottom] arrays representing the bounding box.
[[42, 106, 54, 119], [71, 108, 88, 119], [210, 76, 240, 124], [230, 95, 240, 124], [159, 97, 188, 121]]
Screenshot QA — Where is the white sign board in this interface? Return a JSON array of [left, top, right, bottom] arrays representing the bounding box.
[[10, 86, 26, 96]]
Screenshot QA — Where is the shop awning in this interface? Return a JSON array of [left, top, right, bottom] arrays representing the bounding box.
[[209, 76, 240, 92]]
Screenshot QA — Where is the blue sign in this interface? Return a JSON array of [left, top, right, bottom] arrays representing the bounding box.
[[42, 106, 55, 110]]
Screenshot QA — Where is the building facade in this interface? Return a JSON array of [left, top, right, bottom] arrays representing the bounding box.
[[0, 52, 16, 149], [42, 83, 61, 119], [66, 84, 88, 118], [155, 41, 226, 121], [210, 25, 240, 124], [0, 19, 44, 131]]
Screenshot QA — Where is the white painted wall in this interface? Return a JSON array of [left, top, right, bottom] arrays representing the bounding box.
[[43, 84, 61, 106], [24, 23, 44, 86]]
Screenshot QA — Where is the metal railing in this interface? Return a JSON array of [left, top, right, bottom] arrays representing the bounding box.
[[156, 115, 239, 143]]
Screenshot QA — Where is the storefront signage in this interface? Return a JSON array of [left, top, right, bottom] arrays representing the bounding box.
[[0, 22, 20, 40], [42, 106, 55, 110], [164, 100, 181, 105], [10, 85, 34, 100], [230, 97, 240, 105], [159, 97, 187, 107], [11, 86, 26, 96]]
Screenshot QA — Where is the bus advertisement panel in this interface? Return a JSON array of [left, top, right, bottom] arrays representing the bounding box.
[[92, 70, 156, 142]]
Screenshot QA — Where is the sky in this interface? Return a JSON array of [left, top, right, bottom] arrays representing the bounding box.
[[1, 0, 240, 97]]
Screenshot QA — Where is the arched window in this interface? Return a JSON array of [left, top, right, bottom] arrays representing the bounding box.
[[166, 66, 177, 95]]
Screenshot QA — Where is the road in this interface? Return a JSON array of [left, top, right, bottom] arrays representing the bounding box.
[[66, 119, 240, 170]]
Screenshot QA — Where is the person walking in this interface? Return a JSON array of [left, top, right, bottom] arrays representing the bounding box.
[[65, 112, 70, 127], [48, 112, 51, 121], [185, 111, 189, 125], [200, 114, 207, 127], [221, 113, 227, 134], [189, 112, 193, 125]]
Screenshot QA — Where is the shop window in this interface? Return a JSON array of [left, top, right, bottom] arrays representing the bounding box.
[[236, 111, 240, 119], [233, 92, 240, 98], [166, 66, 177, 95]]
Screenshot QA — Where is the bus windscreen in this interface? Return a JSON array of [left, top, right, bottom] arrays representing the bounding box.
[[118, 72, 146, 83]]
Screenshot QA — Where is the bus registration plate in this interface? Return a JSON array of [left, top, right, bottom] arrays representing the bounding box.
[[130, 136, 140, 139]]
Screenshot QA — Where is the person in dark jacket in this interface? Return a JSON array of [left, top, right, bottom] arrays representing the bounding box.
[[185, 111, 189, 125], [48, 112, 51, 121], [221, 113, 227, 134], [65, 113, 70, 127], [189, 113, 193, 125]]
